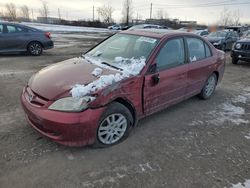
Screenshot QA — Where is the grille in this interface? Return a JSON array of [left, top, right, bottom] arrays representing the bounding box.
[[241, 44, 250, 51], [25, 87, 49, 107]]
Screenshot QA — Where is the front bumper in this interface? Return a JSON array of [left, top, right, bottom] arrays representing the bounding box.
[[231, 50, 250, 61], [21, 87, 105, 147]]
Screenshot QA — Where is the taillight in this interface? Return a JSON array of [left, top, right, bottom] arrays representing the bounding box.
[[45, 32, 51, 39]]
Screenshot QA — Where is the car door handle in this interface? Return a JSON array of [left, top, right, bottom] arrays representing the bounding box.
[[152, 74, 160, 85]]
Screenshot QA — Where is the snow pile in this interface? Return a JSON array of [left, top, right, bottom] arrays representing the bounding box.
[[245, 133, 250, 140], [233, 95, 247, 104], [71, 56, 146, 98], [209, 102, 249, 125], [92, 68, 103, 77], [189, 88, 250, 127], [114, 57, 146, 76], [230, 179, 250, 188], [71, 73, 124, 98]]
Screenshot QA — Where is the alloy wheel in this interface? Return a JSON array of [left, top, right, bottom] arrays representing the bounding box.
[[98, 113, 128, 145]]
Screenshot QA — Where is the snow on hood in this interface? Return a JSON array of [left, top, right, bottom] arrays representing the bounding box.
[[71, 56, 146, 98]]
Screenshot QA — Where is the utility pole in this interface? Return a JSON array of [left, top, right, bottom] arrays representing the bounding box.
[[93, 6, 95, 21], [127, 1, 129, 26], [31, 8, 34, 22], [58, 8, 61, 21], [150, 3, 152, 19]]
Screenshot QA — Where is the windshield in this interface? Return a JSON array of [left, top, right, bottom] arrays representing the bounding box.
[[208, 31, 227, 38], [85, 34, 159, 67]]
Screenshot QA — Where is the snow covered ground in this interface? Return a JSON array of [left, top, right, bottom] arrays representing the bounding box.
[[230, 179, 250, 188], [190, 86, 250, 127], [22, 22, 112, 33]]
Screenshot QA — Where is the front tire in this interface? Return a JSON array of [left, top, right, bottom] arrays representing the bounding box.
[[232, 57, 239, 64], [94, 102, 133, 148], [28, 42, 43, 56], [199, 73, 217, 100]]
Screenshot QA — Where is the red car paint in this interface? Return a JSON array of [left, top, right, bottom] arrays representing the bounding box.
[[21, 30, 225, 147]]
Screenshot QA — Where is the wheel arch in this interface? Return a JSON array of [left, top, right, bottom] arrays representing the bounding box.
[[27, 41, 44, 50], [213, 71, 219, 82], [113, 97, 137, 126]]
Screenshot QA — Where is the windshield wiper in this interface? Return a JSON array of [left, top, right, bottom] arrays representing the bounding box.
[[101, 62, 123, 71]]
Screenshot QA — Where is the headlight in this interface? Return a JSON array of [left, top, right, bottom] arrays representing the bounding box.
[[235, 43, 241, 50], [48, 96, 95, 112], [213, 40, 221, 45]]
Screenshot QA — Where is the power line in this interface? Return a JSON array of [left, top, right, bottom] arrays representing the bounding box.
[[136, 1, 250, 11]]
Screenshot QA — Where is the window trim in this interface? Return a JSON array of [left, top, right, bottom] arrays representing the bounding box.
[[184, 36, 213, 63], [153, 36, 187, 71], [204, 42, 212, 58]]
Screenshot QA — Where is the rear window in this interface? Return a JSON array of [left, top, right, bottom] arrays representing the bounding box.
[[187, 38, 206, 62]]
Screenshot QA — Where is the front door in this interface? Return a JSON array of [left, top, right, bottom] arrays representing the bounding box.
[[143, 37, 188, 115]]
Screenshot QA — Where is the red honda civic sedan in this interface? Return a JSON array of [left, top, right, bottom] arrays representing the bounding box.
[[21, 29, 225, 147]]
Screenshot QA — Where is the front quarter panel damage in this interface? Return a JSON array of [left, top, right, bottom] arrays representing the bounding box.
[[89, 76, 144, 118]]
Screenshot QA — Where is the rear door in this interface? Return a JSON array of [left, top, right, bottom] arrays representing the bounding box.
[[186, 37, 215, 98], [0, 24, 4, 51], [143, 37, 188, 115]]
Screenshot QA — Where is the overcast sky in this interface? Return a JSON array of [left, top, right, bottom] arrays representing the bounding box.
[[0, 0, 250, 25]]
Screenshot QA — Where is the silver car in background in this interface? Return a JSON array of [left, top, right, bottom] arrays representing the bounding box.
[[0, 22, 54, 56]]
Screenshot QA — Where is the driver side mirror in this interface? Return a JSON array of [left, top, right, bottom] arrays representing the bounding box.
[[148, 63, 157, 74]]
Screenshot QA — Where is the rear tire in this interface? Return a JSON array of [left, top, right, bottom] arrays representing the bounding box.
[[93, 102, 133, 148], [199, 73, 217, 100], [232, 57, 239, 64], [28, 42, 43, 56]]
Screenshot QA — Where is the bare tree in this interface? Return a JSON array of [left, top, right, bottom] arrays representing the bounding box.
[[39, 0, 49, 20], [220, 7, 233, 26], [97, 5, 114, 24], [233, 9, 240, 25], [0, 10, 5, 17], [20, 5, 30, 19], [122, 0, 133, 25], [5, 3, 17, 20]]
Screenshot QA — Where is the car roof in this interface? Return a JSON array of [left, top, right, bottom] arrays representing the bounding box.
[[0, 22, 40, 31], [120, 28, 195, 39]]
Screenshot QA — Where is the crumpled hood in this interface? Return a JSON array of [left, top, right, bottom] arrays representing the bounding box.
[[29, 58, 120, 100], [207, 37, 224, 43]]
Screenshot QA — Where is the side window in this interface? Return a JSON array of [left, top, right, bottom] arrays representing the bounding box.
[[187, 38, 206, 62], [6, 25, 16, 33], [0, 24, 3, 34], [205, 43, 212, 57], [156, 38, 185, 70], [16, 26, 26, 33]]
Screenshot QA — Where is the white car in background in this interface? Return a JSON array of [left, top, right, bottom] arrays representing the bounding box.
[[108, 25, 122, 30]]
